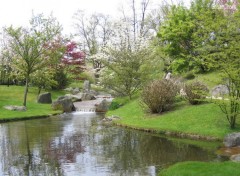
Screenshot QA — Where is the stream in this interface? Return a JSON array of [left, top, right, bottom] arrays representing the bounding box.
[[0, 112, 223, 176]]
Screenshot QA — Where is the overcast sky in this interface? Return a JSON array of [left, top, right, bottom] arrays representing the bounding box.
[[0, 0, 190, 35]]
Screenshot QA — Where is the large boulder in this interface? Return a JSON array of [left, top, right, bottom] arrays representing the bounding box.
[[95, 99, 109, 112], [52, 96, 75, 113], [4, 105, 26, 111], [224, 132, 240, 147], [211, 84, 229, 97], [37, 92, 52, 104]]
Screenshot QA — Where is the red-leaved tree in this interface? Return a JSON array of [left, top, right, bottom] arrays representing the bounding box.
[[62, 41, 86, 80]]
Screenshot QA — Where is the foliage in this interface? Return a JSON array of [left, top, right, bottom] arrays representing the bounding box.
[[193, 2, 240, 129], [52, 67, 69, 90], [185, 81, 209, 105], [160, 161, 240, 176], [99, 39, 155, 99], [141, 79, 178, 113], [157, 0, 217, 73], [4, 14, 62, 106], [183, 71, 195, 80], [62, 41, 86, 81]]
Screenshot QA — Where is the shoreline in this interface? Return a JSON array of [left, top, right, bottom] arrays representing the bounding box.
[[113, 121, 221, 141], [0, 112, 61, 123]]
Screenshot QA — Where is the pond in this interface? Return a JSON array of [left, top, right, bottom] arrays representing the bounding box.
[[0, 112, 223, 176]]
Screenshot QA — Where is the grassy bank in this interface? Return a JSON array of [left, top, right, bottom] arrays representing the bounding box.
[[0, 85, 64, 121], [159, 161, 240, 176], [107, 98, 240, 140]]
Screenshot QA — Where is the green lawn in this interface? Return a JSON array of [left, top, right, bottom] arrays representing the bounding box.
[[107, 99, 240, 140], [159, 161, 240, 176], [0, 85, 64, 121]]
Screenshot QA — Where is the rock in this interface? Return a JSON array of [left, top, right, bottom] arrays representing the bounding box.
[[165, 72, 171, 80], [217, 146, 240, 157], [81, 93, 96, 101], [37, 92, 52, 104], [83, 80, 91, 92], [89, 90, 98, 96], [64, 87, 73, 92], [95, 99, 109, 112], [180, 88, 187, 97], [230, 154, 240, 162], [4, 105, 26, 111], [211, 84, 229, 97], [65, 94, 82, 102], [52, 96, 75, 113], [224, 132, 240, 147], [72, 88, 80, 95]]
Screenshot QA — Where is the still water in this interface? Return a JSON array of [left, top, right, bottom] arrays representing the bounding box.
[[0, 112, 221, 176]]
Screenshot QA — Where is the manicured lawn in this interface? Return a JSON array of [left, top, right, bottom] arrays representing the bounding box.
[[107, 99, 240, 139], [0, 85, 64, 121], [159, 161, 240, 176]]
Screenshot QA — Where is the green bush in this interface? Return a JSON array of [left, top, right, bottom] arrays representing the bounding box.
[[109, 101, 121, 110], [183, 72, 195, 80], [141, 79, 178, 113], [185, 81, 209, 105]]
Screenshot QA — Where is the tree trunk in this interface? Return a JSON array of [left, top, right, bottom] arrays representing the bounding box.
[[23, 78, 29, 107]]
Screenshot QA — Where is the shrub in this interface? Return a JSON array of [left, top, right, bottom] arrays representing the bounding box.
[[109, 101, 121, 110], [141, 79, 178, 113], [183, 72, 195, 80], [185, 81, 209, 105]]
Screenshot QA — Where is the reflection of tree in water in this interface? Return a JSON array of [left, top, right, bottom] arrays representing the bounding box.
[[0, 117, 85, 176], [88, 123, 217, 175], [44, 133, 85, 164]]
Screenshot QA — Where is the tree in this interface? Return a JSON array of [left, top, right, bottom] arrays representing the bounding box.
[[201, 5, 240, 129], [5, 14, 62, 107], [73, 11, 114, 69], [157, 0, 216, 73], [99, 39, 154, 99], [61, 41, 86, 81]]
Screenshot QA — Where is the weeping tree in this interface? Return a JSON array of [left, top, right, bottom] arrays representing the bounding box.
[[5, 14, 62, 107]]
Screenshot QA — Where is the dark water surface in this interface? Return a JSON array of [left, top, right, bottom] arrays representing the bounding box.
[[0, 112, 221, 176]]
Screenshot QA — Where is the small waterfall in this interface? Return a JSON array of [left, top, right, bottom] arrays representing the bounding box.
[[76, 108, 96, 112]]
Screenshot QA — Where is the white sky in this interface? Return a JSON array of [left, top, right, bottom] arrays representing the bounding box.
[[0, 0, 190, 35]]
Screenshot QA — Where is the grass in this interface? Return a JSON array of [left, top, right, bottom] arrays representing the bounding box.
[[107, 99, 240, 139], [159, 161, 240, 176], [0, 85, 65, 121], [187, 71, 223, 89]]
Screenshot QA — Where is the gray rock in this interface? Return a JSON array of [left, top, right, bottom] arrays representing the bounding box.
[[64, 87, 73, 92], [81, 93, 96, 101], [89, 90, 98, 96], [230, 154, 240, 162], [211, 84, 229, 97], [224, 132, 240, 147], [37, 92, 52, 104], [95, 99, 109, 112], [83, 80, 91, 92], [72, 88, 80, 95], [52, 96, 75, 113], [4, 105, 26, 111], [65, 94, 82, 102]]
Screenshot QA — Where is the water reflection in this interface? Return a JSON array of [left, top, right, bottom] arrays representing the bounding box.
[[0, 113, 219, 176]]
